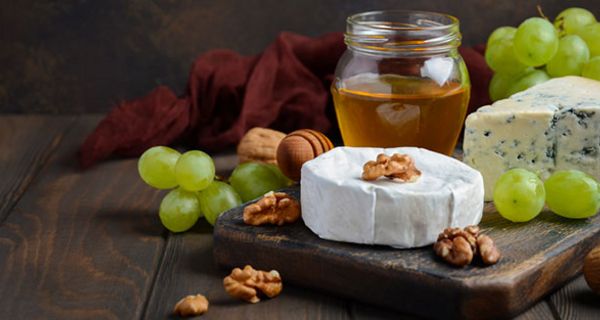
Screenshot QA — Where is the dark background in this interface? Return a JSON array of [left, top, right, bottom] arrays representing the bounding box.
[[2, 0, 600, 114]]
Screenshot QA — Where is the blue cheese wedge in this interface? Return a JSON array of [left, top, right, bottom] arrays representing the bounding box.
[[464, 76, 600, 200], [301, 147, 484, 249]]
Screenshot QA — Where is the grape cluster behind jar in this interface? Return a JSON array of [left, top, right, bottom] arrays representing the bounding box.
[[486, 7, 600, 101]]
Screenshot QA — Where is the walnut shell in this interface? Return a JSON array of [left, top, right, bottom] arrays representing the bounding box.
[[276, 129, 333, 181], [237, 127, 286, 164], [584, 245, 600, 294]]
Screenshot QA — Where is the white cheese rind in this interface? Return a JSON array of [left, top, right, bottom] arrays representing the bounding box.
[[464, 76, 600, 200], [301, 147, 484, 249]]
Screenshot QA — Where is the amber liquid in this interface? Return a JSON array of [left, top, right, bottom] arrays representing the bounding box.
[[331, 74, 470, 156]]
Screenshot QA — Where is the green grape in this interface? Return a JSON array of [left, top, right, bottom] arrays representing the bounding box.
[[546, 35, 590, 77], [505, 69, 550, 97], [229, 162, 291, 202], [493, 168, 546, 222], [487, 26, 517, 47], [513, 17, 559, 66], [159, 188, 202, 232], [485, 38, 528, 74], [578, 23, 600, 57], [198, 181, 242, 225], [544, 170, 600, 219], [137, 146, 181, 189], [175, 150, 215, 192], [582, 56, 600, 80], [488, 71, 518, 101], [554, 7, 596, 36], [489, 68, 535, 101], [489, 73, 512, 102], [265, 163, 294, 186]]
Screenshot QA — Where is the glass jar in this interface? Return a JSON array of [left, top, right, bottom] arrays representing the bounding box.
[[331, 10, 470, 156]]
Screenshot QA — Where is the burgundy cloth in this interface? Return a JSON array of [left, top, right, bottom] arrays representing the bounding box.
[[79, 32, 492, 168]]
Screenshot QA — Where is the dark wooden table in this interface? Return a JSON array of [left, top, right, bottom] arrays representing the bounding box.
[[1, 115, 598, 319]]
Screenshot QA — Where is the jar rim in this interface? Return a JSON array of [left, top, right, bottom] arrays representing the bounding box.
[[345, 10, 461, 55], [347, 10, 459, 32]]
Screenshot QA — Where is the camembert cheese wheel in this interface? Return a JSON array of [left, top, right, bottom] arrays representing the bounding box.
[[300, 147, 484, 249]]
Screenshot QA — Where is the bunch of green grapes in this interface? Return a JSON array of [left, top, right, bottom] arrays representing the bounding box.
[[494, 168, 599, 222], [487, 7, 600, 101], [138, 146, 291, 232]]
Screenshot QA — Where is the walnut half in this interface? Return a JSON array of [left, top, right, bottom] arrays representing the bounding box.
[[173, 294, 209, 317], [243, 191, 300, 226], [434, 228, 476, 267], [477, 234, 501, 265], [362, 153, 421, 182], [223, 265, 283, 303], [434, 226, 501, 267]]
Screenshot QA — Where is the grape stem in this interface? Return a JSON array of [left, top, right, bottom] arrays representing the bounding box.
[[537, 5, 548, 21]]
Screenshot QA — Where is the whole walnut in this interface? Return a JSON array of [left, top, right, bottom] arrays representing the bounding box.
[[237, 127, 286, 164], [584, 245, 600, 294]]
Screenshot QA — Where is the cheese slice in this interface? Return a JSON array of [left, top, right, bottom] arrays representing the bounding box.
[[300, 147, 484, 249], [464, 76, 600, 200]]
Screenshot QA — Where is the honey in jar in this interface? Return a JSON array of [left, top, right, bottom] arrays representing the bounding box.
[[332, 10, 471, 155], [332, 74, 469, 155]]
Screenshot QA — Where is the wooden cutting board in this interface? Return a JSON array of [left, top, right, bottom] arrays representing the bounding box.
[[213, 187, 600, 320]]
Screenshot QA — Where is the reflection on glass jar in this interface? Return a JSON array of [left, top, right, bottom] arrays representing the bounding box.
[[332, 10, 470, 156]]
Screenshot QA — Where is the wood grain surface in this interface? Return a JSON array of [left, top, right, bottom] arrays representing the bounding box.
[[214, 187, 600, 319], [144, 222, 351, 320], [3, 0, 600, 113], [0, 115, 75, 223], [551, 276, 600, 320], [0, 116, 166, 319], [0, 115, 597, 319]]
